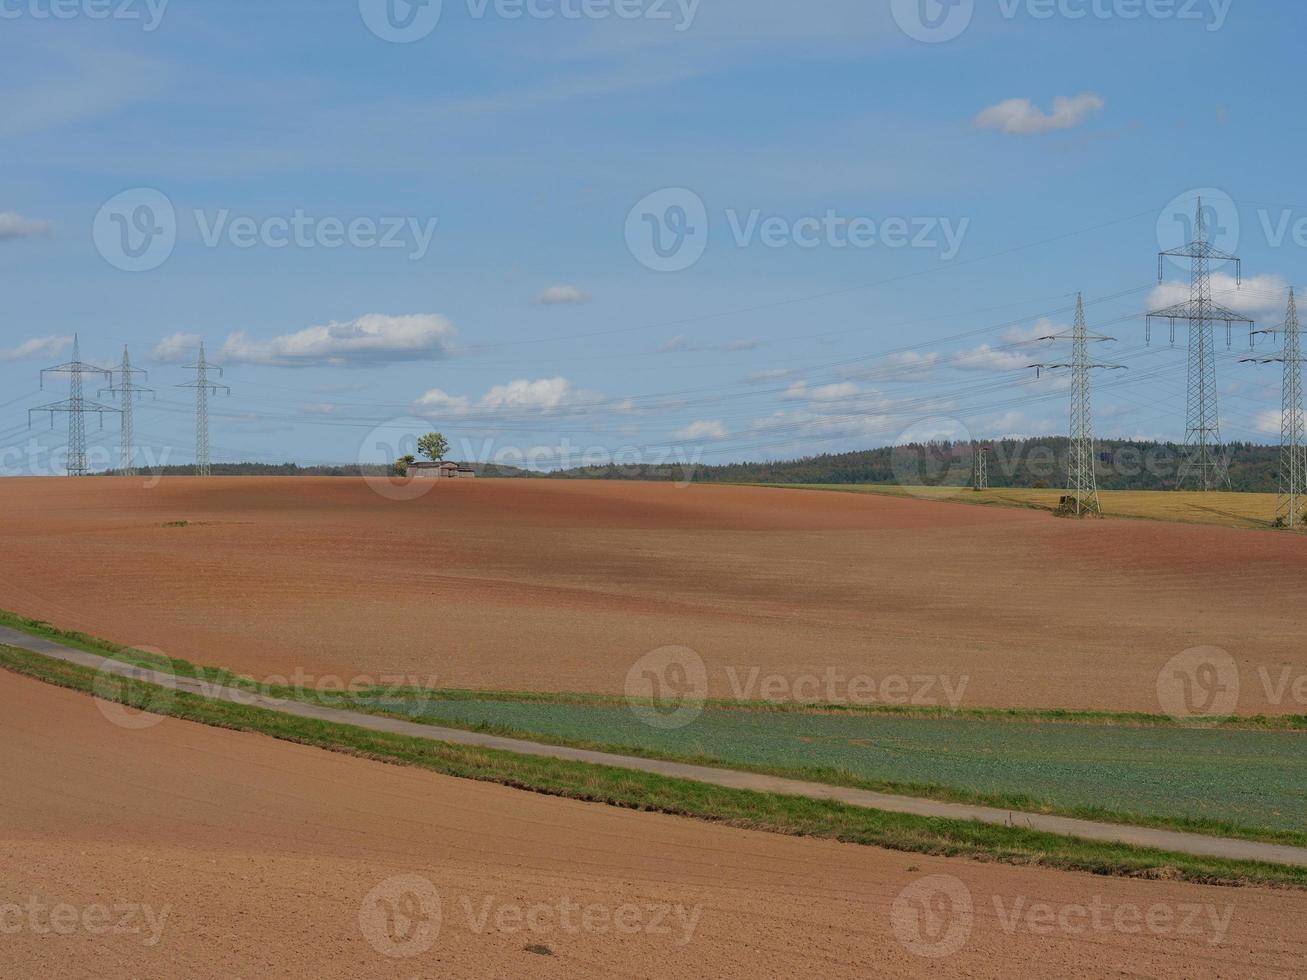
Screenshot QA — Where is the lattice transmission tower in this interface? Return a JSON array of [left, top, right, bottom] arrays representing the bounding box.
[[1241, 288, 1307, 529], [972, 443, 989, 491], [100, 346, 153, 477], [1147, 197, 1254, 491], [175, 342, 229, 476], [1030, 293, 1125, 517], [29, 334, 117, 476]]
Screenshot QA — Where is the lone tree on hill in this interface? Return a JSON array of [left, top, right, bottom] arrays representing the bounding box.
[[417, 432, 449, 462]]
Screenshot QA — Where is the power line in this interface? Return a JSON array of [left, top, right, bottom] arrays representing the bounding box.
[[1242, 289, 1307, 529], [1030, 293, 1126, 516], [175, 342, 230, 476], [1146, 197, 1255, 491], [100, 346, 154, 477], [972, 443, 989, 491], [28, 335, 117, 477]]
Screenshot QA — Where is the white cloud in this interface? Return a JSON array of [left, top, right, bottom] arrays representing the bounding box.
[[949, 320, 1069, 372], [412, 388, 472, 414], [974, 93, 1105, 135], [0, 212, 52, 240], [980, 410, 1058, 439], [413, 376, 599, 418], [883, 350, 939, 379], [748, 385, 963, 446], [1003, 318, 1065, 344], [1255, 409, 1285, 436], [750, 408, 901, 442], [480, 377, 577, 411], [300, 403, 337, 415], [783, 381, 863, 403], [0, 335, 70, 362], [152, 333, 204, 364], [223, 313, 455, 367], [1148, 273, 1288, 319], [952, 344, 1035, 372], [675, 420, 728, 441], [536, 284, 591, 305]]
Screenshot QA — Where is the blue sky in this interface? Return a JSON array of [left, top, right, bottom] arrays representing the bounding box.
[[1, 0, 1303, 473]]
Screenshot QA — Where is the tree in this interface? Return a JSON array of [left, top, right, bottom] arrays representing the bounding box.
[[394, 454, 416, 476], [417, 432, 449, 462]]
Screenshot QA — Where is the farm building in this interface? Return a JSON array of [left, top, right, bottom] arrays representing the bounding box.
[[409, 461, 477, 480]]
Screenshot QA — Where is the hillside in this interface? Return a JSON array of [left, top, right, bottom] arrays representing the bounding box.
[[98, 438, 1286, 493], [544, 438, 1285, 493]]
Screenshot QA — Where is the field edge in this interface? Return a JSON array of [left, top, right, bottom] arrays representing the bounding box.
[[2, 608, 1302, 851], [4, 643, 1305, 891]]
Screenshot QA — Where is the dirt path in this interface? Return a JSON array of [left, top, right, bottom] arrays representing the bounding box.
[[2, 669, 1303, 978], [5, 625, 1306, 870], [0, 477, 1304, 715]]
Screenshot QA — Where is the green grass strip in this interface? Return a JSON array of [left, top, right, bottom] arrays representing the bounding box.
[[2, 608, 1301, 732], [336, 707, 1307, 850], [1, 608, 1305, 849], [2, 642, 1305, 891]]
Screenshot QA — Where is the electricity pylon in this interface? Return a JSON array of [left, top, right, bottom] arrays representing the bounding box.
[[972, 443, 989, 491], [1241, 288, 1307, 529], [29, 334, 117, 476], [1147, 197, 1254, 491], [1030, 293, 1125, 517], [100, 346, 153, 477], [175, 342, 229, 476]]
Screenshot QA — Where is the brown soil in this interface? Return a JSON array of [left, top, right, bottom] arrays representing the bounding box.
[[0, 476, 1304, 714], [2, 669, 1302, 978]]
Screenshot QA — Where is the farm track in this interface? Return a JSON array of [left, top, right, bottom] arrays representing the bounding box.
[[6, 625, 1306, 870]]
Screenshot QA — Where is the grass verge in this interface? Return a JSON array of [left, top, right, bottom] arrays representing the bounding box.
[[2, 609, 1300, 731], [2, 642, 1304, 890], [2, 609, 1305, 850]]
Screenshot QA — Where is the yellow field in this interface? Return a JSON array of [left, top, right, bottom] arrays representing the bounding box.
[[775, 484, 1290, 531]]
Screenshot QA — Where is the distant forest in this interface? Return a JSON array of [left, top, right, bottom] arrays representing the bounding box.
[[540, 438, 1284, 492], [106, 438, 1288, 493], [100, 461, 532, 479]]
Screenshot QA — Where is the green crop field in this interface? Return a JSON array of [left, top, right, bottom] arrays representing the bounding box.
[[385, 697, 1307, 837], [3, 608, 1302, 850]]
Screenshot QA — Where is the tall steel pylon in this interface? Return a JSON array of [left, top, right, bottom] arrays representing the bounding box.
[[972, 443, 989, 491], [1030, 293, 1125, 516], [1147, 197, 1254, 491], [29, 334, 117, 476], [100, 346, 153, 477], [1241, 288, 1307, 529], [176, 342, 229, 476]]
